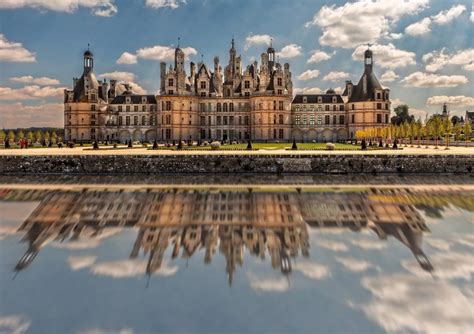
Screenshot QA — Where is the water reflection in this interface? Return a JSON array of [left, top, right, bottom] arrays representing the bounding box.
[[6, 186, 472, 280]]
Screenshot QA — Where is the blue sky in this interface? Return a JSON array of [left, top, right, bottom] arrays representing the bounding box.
[[0, 0, 473, 128]]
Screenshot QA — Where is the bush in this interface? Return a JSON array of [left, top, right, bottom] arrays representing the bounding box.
[[202, 141, 209, 146], [210, 141, 221, 150], [326, 142, 335, 150]]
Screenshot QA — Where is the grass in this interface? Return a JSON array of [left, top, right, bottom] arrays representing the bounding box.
[[149, 142, 366, 151]]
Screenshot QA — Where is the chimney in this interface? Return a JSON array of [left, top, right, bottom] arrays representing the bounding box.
[[345, 80, 353, 99], [160, 62, 166, 93]]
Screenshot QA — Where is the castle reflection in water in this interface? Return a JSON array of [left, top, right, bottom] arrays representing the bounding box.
[[3, 186, 453, 282]]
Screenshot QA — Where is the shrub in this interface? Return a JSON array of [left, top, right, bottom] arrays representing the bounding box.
[[326, 142, 335, 150], [203, 141, 209, 146], [210, 141, 221, 150]]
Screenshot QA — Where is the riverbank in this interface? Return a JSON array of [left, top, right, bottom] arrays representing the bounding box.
[[1, 152, 473, 174]]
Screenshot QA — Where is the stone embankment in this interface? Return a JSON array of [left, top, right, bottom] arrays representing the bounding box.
[[0, 154, 473, 174]]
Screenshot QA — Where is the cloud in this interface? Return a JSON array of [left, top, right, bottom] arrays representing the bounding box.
[[277, 44, 302, 59], [306, 0, 429, 48], [322, 71, 350, 82], [453, 235, 474, 248], [247, 273, 288, 292], [68, 256, 97, 271], [145, 0, 186, 10], [293, 87, 323, 94], [0, 225, 20, 240], [10, 76, 60, 85], [244, 34, 272, 50], [404, 5, 466, 37], [307, 50, 334, 64], [400, 72, 468, 87], [0, 315, 31, 334], [402, 251, 474, 281], [123, 45, 197, 63], [426, 95, 474, 107], [91, 259, 178, 278], [76, 328, 134, 334], [0, 0, 118, 17], [0, 34, 36, 62], [0, 85, 66, 100], [471, 8, 474, 22], [0, 102, 63, 128], [405, 17, 432, 36], [352, 43, 416, 69], [425, 238, 451, 251], [126, 82, 147, 95], [423, 48, 474, 72], [297, 70, 320, 81], [116, 52, 138, 65], [359, 273, 474, 334], [351, 239, 387, 250], [51, 228, 122, 250], [335, 256, 379, 272], [380, 70, 399, 82], [294, 261, 331, 280], [431, 4, 466, 25], [317, 240, 348, 252], [98, 71, 136, 82]]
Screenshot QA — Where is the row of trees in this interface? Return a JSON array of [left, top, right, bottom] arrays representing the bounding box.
[[0, 129, 62, 144], [356, 115, 472, 148]]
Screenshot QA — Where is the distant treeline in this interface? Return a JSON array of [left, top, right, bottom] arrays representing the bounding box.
[[1, 128, 65, 143]]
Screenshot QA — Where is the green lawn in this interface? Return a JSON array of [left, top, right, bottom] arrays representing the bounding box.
[[150, 142, 366, 150]]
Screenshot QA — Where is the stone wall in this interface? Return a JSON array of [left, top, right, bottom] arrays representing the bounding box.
[[0, 154, 473, 174]]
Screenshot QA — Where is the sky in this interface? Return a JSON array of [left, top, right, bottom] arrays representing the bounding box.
[[0, 0, 473, 128]]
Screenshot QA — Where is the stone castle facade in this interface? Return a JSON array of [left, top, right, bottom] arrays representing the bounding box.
[[64, 40, 390, 143]]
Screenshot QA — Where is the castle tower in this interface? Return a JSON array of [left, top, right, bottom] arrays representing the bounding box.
[[267, 40, 275, 72]]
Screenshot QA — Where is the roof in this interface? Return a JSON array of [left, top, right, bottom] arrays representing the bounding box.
[[348, 69, 384, 102], [466, 111, 474, 122], [72, 71, 99, 102], [292, 94, 344, 104], [110, 94, 157, 104]]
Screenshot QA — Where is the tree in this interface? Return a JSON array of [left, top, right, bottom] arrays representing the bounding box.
[[8, 131, 15, 142], [453, 123, 462, 142], [35, 130, 43, 143], [0, 130, 5, 143], [27, 131, 34, 143], [18, 130, 24, 140], [51, 131, 57, 144], [443, 117, 453, 149], [413, 119, 422, 147], [391, 105, 415, 125], [44, 131, 50, 141], [464, 121, 472, 147], [428, 116, 443, 149]]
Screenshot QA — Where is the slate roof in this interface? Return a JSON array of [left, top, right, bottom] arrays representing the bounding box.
[[292, 94, 344, 104], [348, 69, 384, 103], [110, 94, 157, 104], [72, 70, 99, 102]]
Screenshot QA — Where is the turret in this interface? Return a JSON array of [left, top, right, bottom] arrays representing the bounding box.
[[160, 62, 166, 92], [83, 49, 94, 73], [267, 40, 275, 72], [364, 48, 373, 73]]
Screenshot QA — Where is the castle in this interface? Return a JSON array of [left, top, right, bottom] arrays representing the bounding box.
[[64, 40, 391, 143]]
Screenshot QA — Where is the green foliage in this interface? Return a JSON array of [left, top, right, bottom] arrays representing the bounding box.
[[18, 130, 24, 140], [391, 104, 415, 125], [0, 130, 5, 142], [35, 130, 43, 142], [8, 131, 15, 141]]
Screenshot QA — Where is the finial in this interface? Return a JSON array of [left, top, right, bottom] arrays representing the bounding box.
[[201, 54, 204, 63], [87, 43, 90, 51], [231, 37, 235, 49], [367, 43, 372, 50], [270, 38, 273, 47], [177, 37, 180, 48]]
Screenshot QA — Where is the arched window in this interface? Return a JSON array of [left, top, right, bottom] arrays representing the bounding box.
[[223, 103, 228, 112], [229, 103, 234, 112], [217, 103, 221, 112]]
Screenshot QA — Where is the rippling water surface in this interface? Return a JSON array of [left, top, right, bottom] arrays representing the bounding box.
[[0, 176, 473, 333]]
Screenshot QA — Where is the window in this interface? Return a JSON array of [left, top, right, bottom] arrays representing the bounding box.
[[333, 115, 336, 124], [273, 115, 277, 124], [244, 81, 250, 89], [277, 89, 282, 95], [165, 101, 172, 111], [217, 116, 221, 125], [277, 78, 282, 86], [377, 92, 381, 99], [309, 114, 315, 125], [165, 115, 171, 124], [142, 105, 146, 112], [200, 81, 206, 89], [279, 101, 284, 110], [317, 115, 322, 125], [217, 103, 221, 112], [134, 106, 138, 112], [377, 103, 382, 109], [351, 114, 355, 123], [279, 129, 284, 139], [339, 115, 345, 124], [244, 116, 249, 125], [91, 104, 96, 111], [223, 116, 228, 125], [239, 116, 242, 125], [385, 114, 389, 123], [325, 105, 330, 111], [303, 116, 307, 125], [273, 101, 277, 110], [333, 105, 336, 111], [142, 116, 146, 125], [325, 115, 330, 124], [126, 106, 130, 112], [244, 92, 250, 97], [200, 116, 205, 126], [134, 116, 138, 125], [119, 116, 123, 125], [295, 115, 301, 125], [200, 92, 206, 97], [351, 104, 355, 110], [223, 103, 228, 112], [168, 78, 173, 86], [229, 103, 234, 112], [377, 114, 382, 123], [279, 114, 284, 124], [168, 90, 173, 95], [339, 105, 344, 111], [126, 116, 130, 125]]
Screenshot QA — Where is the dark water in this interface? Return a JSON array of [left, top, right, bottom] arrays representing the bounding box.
[[0, 177, 473, 334]]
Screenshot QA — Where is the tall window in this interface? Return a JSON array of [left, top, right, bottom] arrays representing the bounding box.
[[126, 116, 130, 125], [142, 116, 146, 125], [277, 78, 282, 86], [339, 105, 344, 111], [119, 116, 123, 125], [134, 106, 138, 112], [165, 101, 172, 111], [200, 81, 206, 89], [229, 103, 234, 112], [317, 115, 322, 125], [91, 104, 96, 111], [325, 115, 330, 124], [217, 103, 221, 112], [377, 114, 382, 123], [279, 114, 284, 124], [168, 78, 173, 86], [333, 115, 337, 125], [244, 81, 250, 89], [134, 116, 138, 125], [351, 114, 355, 123], [279, 101, 284, 110], [223, 103, 228, 112], [126, 106, 130, 112], [339, 115, 345, 124], [295, 115, 300, 125], [309, 115, 315, 125]]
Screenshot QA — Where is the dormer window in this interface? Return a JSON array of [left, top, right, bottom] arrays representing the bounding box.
[[318, 97, 322, 103], [332, 97, 337, 103], [126, 97, 131, 104], [377, 92, 381, 99], [244, 81, 250, 89], [168, 78, 174, 86], [142, 97, 146, 104], [277, 78, 282, 86], [303, 96, 307, 103], [200, 81, 206, 89]]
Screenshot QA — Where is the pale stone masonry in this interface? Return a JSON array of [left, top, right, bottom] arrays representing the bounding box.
[[64, 40, 390, 143]]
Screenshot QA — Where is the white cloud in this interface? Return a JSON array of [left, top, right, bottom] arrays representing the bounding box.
[[293, 87, 323, 94], [0, 34, 36, 62], [91, 259, 178, 278], [68, 256, 97, 271], [351, 239, 387, 250], [386, 32, 403, 40], [0, 102, 63, 128], [244, 34, 272, 50], [335, 256, 379, 272], [323, 71, 350, 82], [0, 315, 31, 334], [0, 85, 65, 100], [380, 70, 399, 82], [426, 95, 474, 107], [317, 240, 348, 252], [402, 251, 474, 281], [405, 17, 432, 36], [277, 44, 302, 59], [400, 72, 468, 87], [306, 0, 429, 48], [51, 228, 122, 250], [471, 8, 474, 22], [247, 273, 288, 292], [453, 235, 474, 248], [98, 71, 136, 82], [137, 45, 197, 62], [359, 273, 474, 334], [0, 0, 118, 17], [352, 43, 416, 69], [425, 238, 451, 251], [127, 82, 147, 95], [423, 48, 474, 72], [145, 0, 186, 10], [294, 261, 331, 280], [432, 4, 466, 25], [0, 225, 20, 240], [297, 69, 320, 81], [10, 76, 60, 85], [116, 52, 138, 65], [390, 98, 405, 107], [307, 50, 334, 64]]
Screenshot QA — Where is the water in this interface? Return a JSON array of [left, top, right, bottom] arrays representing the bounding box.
[[0, 176, 473, 333]]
